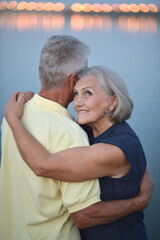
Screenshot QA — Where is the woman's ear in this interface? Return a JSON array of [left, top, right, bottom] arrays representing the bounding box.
[[109, 95, 118, 111]]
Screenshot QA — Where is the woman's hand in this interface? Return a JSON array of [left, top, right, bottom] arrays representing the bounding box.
[[21, 91, 34, 102], [4, 91, 26, 127]]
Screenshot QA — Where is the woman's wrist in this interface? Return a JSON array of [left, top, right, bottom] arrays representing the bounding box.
[[7, 117, 21, 130]]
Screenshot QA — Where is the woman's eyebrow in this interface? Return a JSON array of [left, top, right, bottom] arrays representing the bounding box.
[[82, 87, 92, 90], [74, 86, 93, 92]]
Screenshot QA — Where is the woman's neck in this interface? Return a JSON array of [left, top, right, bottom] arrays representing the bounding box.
[[88, 119, 115, 138]]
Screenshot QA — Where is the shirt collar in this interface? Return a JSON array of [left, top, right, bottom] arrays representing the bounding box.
[[30, 94, 74, 121]]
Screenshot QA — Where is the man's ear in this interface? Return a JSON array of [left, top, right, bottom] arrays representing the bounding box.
[[68, 74, 78, 88], [109, 95, 118, 111]]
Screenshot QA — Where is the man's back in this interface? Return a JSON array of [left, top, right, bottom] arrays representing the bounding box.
[[0, 94, 100, 240]]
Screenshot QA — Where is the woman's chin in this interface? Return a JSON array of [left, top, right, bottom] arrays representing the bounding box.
[[77, 118, 88, 125]]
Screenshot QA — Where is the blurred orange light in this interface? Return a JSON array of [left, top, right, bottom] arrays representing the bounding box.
[[139, 16, 148, 33], [148, 17, 157, 33], [70, 14, 84, 30], [139, 4, 149, 13], [102, 15, 112, 32], [83, 15, 94, 30], [101, 4, 112, 13], [0, 1, 159, 14], [51, 15, 65, 29], [92, 4, 101, 13], [119, 4, 130, 13], [17, 13, 28, 31], [54, 3, 65, 12], [118, 16, 128, 32], [28, 13, 38, 29], [17, 1, 27, 10], [92, 15, 103, 29], [35, 2, 45, 11], [41, 14, 64, 31], [43, 2, 54, 11], [7, 13, 17, 30], [148, 4, 158, 13], [112, 4, 121, 13], [7, 1, 17, 10], [0, 1, 7, 10], [129, 4, 139, 13], [128, 16, 139, 33], [42, 15, 53, 30], [71, 3, 83, 12], [26, 2, 36, 11], [0, 12, 6, 28], [83, 3, 92, 12]]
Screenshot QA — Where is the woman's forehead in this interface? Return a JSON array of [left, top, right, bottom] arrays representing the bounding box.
[[74, 74, 99, 88]]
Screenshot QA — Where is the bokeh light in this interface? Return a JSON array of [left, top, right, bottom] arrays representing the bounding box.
[[0, 2, 159, 33], [71, 3, 82, 12], [92, 4, 101, 13], [148, 4, 158, 13], [101, 4, 112, 13], [83, 3, 92, 13], [0, 2, 159, 13], [7, 1, 17, 10], [112, 4, 121, 13], [43, 2, 54, 12], [17, 1, 27, 11], [129, 4, 139, 13], [0, 1, 7, 10], [119, 4, 130, 13]]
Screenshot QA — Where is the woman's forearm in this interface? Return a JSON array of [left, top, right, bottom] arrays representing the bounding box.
[[9, 119, 95, 181], [7, 118, 95, 181], [7, 117, 129, 182]]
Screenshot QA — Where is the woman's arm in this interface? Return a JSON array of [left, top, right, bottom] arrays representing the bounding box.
[[4, 92, 130, 182]]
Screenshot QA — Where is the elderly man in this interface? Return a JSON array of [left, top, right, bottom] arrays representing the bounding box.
[[0, 35, 153, 240]]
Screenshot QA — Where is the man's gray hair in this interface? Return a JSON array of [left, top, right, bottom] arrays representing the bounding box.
[[39, 35, 89, 89], [77, 66, 134, 122]]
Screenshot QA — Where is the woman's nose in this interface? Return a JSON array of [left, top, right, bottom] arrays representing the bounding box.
[[74, 96, 84, 107]]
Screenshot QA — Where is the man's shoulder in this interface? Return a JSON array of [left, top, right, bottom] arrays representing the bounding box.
[[49, 114, 89, 148], [23, 103, 89, 146], [58, 115, 89, 142]]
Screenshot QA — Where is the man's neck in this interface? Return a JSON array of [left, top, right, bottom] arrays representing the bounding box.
[[38, 87, 70, 109]]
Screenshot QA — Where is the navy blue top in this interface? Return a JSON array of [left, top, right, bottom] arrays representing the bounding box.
[[80, 121, 147, 240]]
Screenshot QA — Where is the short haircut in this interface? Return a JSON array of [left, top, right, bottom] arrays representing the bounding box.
[[39, 35, 89, 89], [77, 66, 134, 122]]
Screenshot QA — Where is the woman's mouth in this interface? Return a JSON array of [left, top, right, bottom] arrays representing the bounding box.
[[77, 110, 89, 115]]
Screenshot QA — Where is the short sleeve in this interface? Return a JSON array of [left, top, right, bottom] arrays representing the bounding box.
[[58, 179, 101, 213], [97, 134, 146, 175]]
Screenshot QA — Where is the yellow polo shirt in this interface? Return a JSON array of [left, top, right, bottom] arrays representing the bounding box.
[[0, 94, 100, 240]]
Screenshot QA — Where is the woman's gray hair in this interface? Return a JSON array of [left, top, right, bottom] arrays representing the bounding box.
[[39, 35, 89, 89], [77, 66, 134, 122]]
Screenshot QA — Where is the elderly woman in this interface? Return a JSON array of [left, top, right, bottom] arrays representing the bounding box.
[[4, 66, 148, 240]]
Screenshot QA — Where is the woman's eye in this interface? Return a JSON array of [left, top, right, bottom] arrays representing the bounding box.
[[73, 92, 78, 97], [86, 91, 92, 96]]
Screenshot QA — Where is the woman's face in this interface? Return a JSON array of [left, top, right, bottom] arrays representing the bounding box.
[[73, 75, 112, 126]]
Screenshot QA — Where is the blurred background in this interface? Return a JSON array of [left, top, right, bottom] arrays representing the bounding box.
[[0, 1, 160, 239]]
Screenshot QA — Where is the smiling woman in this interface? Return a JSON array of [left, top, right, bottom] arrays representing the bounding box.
[[74, 66, 133, 129], [73, 74, 110, 131], [3, 65, 150, 240]]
